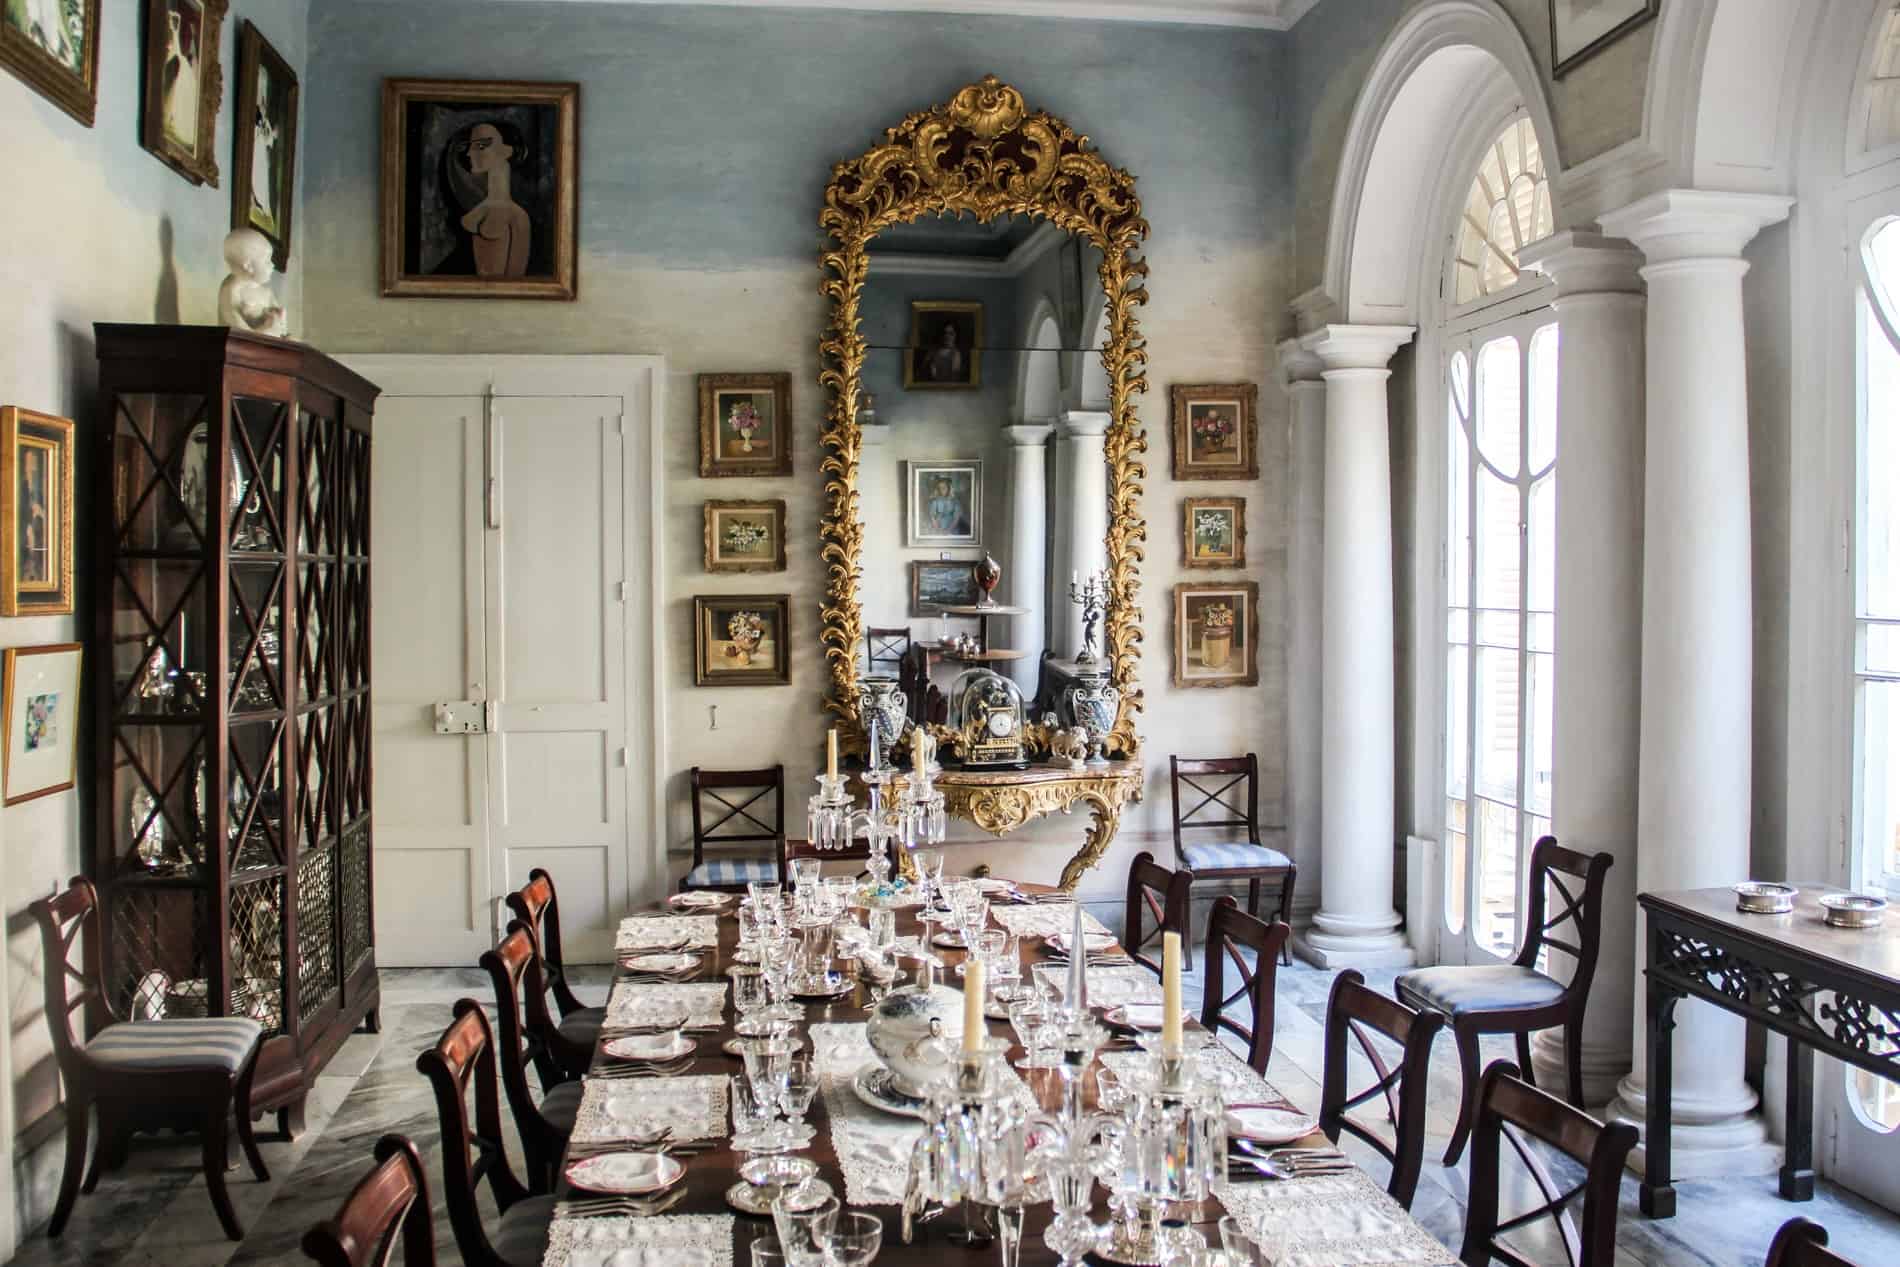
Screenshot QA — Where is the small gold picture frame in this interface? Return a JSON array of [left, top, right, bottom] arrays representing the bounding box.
[[232, 20, 299, 271], [3, 642, 82, 806], [1170, 383, 1258, 481], [704, 499, 786, 573], [1182, 496, 1245, 569], [694, 594, 791, 687], [0, 0, 100, 126], [141, 0, 228, 186], [699, 373, 793, 478], [905, 301, 984, 390], [1172, 581, 1258, 689], [0, 406, 75, 617]]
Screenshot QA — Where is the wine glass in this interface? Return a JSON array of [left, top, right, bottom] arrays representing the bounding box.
[[771, 1194, 840, 1267], [818, 1211, 883, 1267], [743, 1041, 792, 1132], [733, 966, 770, 1027], [781, 1054, 820, 1129]]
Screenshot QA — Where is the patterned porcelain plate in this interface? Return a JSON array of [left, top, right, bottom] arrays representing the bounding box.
[[975, 878, 1018, 896], [669, 891, 732, 910], [1047, 931, 1119, 956], [1104, 1003, 1195, 1031], [620, 952, 703, 973], [1225, 1106, 1318, 1145], [602, 1031, 697, 1061], [563, 1151, 685, 1195]]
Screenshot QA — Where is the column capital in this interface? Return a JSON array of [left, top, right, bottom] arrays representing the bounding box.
[[1299, 323, 1414, 373], [859, 421, 894, 447], [1597, 189, 1793, 267], [1005, 422, 1055, 446], [1518, 230, 1645, 297], [1288, 287, 1340, 337], [1060, 410, 1111, 438], [1277, 337, 1326, 389]]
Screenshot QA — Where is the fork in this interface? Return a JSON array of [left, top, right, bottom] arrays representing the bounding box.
[[588, 1059, 696, 1079], [555, 1189, 687, 1219]]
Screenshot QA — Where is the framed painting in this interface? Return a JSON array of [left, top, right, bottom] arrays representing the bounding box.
[[1172, 581, 1258, 689], [0, 0, 99, 125], [699, 373, 792, 478], [905, 300, 984, 389], [0, 406, 74, 617], [904, 460, 982, 548], [381, 78, 580, 300], [1182, 496, 1245, 569], [704, 499, 786, 573], [1170, 383, 1258, 481], [694, 594, 791, 687], [911, 560, 981, 615], [140, 0, 226, 186], [1550, 0, 1658, 78], [3, 642, 81, 805], [232, 21, 298, 270]]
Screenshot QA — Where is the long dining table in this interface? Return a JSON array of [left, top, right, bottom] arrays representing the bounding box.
[[542, 880, 1460, 1267]]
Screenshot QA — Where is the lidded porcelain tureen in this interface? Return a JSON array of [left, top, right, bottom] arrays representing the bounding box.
[[864, 956, 966, 1098]]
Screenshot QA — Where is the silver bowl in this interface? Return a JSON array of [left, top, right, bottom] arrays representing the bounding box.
[[1734, 881, 1797, 915], [1819, 893, 1887, 930]]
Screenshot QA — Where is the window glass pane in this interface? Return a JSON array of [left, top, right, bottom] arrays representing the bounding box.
[[1528, 652, 1554, 820], [1451, 117, 1553, 304], [1475, 336, 1521, 476], [1862, 679, 1900, 881], [1475, 798, 1519, 957], [1528, 473, 1555, 616], [1528, 324, 1558, 474], [1865, 288, 1900, 620], [1476, 464, 1519, 611], [1449, 365, 1472, 610], [1867, 622, 1900, 676], [1851, 1062, 1900, 1133], [1475, 610, 1520, 649], [1476, 646, 1520, 806], [1448, 610, 1470, 645], [1445, 799, 1467, 936], [1869, 10, 1900, 153], [1447, 645, 1468, 800]]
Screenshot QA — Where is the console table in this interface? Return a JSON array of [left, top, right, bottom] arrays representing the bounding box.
[[894, 760, 1144, 891], [1639, 885, 1900, 1217]]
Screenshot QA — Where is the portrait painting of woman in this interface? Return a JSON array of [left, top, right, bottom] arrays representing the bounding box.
[[159, 1, 199, 151], [0, 0, 100, 126], [904, 460, 982, 547], [905, 301, 984, 389], [233, 21, 299, 269], [139, 0, 224, 185]]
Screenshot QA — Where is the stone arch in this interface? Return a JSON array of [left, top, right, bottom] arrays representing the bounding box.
[[1075, 284, 1110, 411], [1016, 294, 1063, 424]]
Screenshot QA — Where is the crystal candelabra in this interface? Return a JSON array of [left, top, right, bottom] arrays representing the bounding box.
[[1099, 1046, 1227, 1265], [1067, 569, 1107, 666], [806, 722, 948, 887]]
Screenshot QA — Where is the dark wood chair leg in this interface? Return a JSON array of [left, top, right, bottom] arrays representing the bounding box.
[[1564, 1022, 1586, 1107], [234, 1058, 270, 1182], [1444, 1021, 1481, 1166], [202, 1094, 244, 1241], [1246, 877, 1262, 917], [1515, 1031, 1536, 1088], [80, 1101, 112, 1194], [48, 1093, 89, 1236], [1277, 869, 1297, 966]]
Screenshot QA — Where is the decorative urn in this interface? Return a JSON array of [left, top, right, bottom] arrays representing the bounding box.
[[975, 552, 1002, 606], [865, 962, 967, 1097], [858, 675, 909, 766]]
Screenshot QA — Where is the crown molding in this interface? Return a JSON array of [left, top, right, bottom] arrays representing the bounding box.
[[869, 221, 1069, 277], [479, 0, 1310, 31]]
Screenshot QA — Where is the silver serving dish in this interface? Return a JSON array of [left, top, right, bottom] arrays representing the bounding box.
[[1819, 893, 1887, 930], [1735, 881, 1797, 914]]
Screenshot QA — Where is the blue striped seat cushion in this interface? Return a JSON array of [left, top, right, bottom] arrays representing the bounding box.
[[84, 1017, 262, 1074], [683, 857, 778, 887], [1182, 841, 1293, 872]]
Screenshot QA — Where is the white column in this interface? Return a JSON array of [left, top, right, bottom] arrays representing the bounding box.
[[1005, 422, 1053, 693], [1058, 411, 1111, 659], [1598, 189, 1791, 1178], [859, 420, 896, 666], [1295, 324, 1416, 969], [1279, 340, 1325, 923], [1517, 231, 1646, 1108]]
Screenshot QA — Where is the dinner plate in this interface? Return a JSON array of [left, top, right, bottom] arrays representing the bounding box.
[[563, 1150, 685, 1195], [722, 1032, 804, 1057], [1047, 931, 1118, 956], [602, 1031, 697, 1062], [668, 891, 731, 910], [1104, 1003, 1195, 1031], [618, 951, 702, 973], [1224, 1106, 1318, 1145], [974, 877, 1017, 895]]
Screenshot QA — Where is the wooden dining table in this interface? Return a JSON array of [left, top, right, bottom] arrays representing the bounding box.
[[546, 880, 1458, 1267]]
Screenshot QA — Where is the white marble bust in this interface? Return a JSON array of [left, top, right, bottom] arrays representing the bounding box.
[[218, 228, 288, 337]]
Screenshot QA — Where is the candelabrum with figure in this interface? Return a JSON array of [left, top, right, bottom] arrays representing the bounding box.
[[1067, 569, 1108, 666]]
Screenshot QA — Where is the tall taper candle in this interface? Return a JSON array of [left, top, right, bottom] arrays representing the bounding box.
[[1162, 930, 1184, 1050], [1066, 896, 1088, 1017], [827, 728, 838, 780], [962, 956, 986, 1052]]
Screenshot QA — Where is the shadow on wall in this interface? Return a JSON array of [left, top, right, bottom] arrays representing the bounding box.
[[6, 904, 60, 1138], [155, 216, 180, 325]]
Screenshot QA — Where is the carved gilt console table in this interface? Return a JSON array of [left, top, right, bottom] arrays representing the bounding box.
[[1639, 885, 1900, 1218], [896, 761, 1144, 892]]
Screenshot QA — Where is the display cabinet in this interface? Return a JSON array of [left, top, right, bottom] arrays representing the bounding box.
[[91, 325, 379, 1131]]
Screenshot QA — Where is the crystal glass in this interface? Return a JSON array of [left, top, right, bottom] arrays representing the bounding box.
[[1250, 1210, 1290, 1266], [790, 857, 822, 911], [867, 907, 897, 953], [819, 1211, 883, 1267], [751, 1238, 788, 1267], [732, 1073, 776, 1144], [915, 848, 944, 903], [823, 874, 856, 915], [1094, 1065, 1127, 1113], [1218, 1216, 1260, 1266], [771, 1194, 840, 1267], [749, 881, 785, 923], [733, 966, 770, 1021], [743, 1041, 792, 1117], [782, 1053, 819, 1122], [1045, 1216, 1099, 1267]]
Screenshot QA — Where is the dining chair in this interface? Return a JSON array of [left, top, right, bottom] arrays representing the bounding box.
[[1458, 1061, 1637, 1267], [867, 625, 912, 675], [1396, 836, 1613, 1164], [506, 867, 601, 1021], [1318, 968, 1445, 1209], [1123, 851, 1193, 979], [1168, 754, 1295, 967], [416, 1001, 558, 1267], [480, 926, 585, 1191], [685, 765, 787, 890], [781, 835, 874, 880], [900, 643, 949, 725], [29, 877, 270, 1240], [1765, 1218, 1863, 1267], [1199, 896, 1291, 1074], [300, 1134, 436, 1267]]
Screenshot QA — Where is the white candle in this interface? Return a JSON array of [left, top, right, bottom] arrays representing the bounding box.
[[1066, 897, 1088, 1016], [1162, 931, 1184, 1049], [826, 728, 838, 780], [912, 725, 926, 770], [962, 957, 986, 1053]]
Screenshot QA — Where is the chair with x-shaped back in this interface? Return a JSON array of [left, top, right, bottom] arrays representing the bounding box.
[[684, 764, 786, 891], [1199, 896, 1292, 1073], [867, 626, 912, 676], [1168, 754, 1295, 967], [1318, 969, 1445, 1209], [1123, 852, 1192, 978], [1764, 1218, 1864, 1267]]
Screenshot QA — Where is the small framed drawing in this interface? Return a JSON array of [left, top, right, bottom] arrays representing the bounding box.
[[1172, 581, 1258, 689], [905, 460, 982, 548], [0, 0, 100, 125], [4, 643, 82, 805], [911, 560, 981, 615], [699, 373, 792, 478], [1550, 0, 1658, 78], [141, 0, 228, 186], [694, 594, 791, 687], [381, 78, 580, 299], [1170, 383, 1258, 481], [0, 407, 75, 617], [1182, 496, 1245, 569], [905, 301, 983, 389], [704, 499, 786, 573], [232, 21, 299, 271]]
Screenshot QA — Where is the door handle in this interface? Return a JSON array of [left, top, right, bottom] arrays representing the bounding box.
[[434, 701, 487, 734]]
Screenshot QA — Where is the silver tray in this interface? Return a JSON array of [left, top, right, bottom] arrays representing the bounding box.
[[1820, 893, 1887, 929], [852, 1064, 929, 1119], [724, 1177, 832, 1217], [1734, 881, 1797, 914]]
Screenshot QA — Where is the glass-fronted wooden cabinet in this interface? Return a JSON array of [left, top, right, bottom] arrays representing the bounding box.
[[92, 324, 379, 1131]]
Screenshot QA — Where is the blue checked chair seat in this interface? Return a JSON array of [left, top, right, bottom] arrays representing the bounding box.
[[683, 856, 778, 888], [492, 1194, 559, 1266], [82, 1017, 262, 1074], [1182, 841, 1293, 872]]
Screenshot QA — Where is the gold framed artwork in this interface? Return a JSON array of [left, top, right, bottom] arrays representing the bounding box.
[[140, 0, 227, 186], [1170, 383, 1258, 481], [694, 594, 791, 687], [0, 0, 100, 125], [911, 560, 981, 615], [232, 20, 298, 271], [381, 78, 580, 300], [703, 499, 786, 573], [905, 301, 984, 389], [1171, 581, 1258, 689], [904, 459, 982, 548], [3, 642, 82, 806], [1182, 496, 1245, 569], [0, 406, 75, 617], [699, 373, 792, 478]]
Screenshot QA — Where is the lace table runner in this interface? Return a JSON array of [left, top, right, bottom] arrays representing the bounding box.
[[616, 916, 720, 951], [571, 1074, 730, 1143], [606, 981, 729, 1029], [544, 1213, 734, 1267], [1214, 1174, 1456, 1267], [1054, 964, 1163, 1008], [990, 903, 1112, 942], [1099, 1042, 1296, 1109]]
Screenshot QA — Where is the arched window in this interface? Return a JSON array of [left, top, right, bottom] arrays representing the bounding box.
[[1866, 6, 1900, 153], [1450, 117, 1553, 306]]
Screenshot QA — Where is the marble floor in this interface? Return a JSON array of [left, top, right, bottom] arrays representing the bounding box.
[[8, 959, 1900, 1267]]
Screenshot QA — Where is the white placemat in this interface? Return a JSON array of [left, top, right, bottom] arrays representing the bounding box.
[[1058, 964, 1163, 1008], [606, 981, 729, 1029], [1099, 1042, 1295, 1108], [571, 1074, 730, 1143], [989, 902, 1112, 942], [543, 1213, 734, 1267], [1214, 1173, 1456, 1267], [616, 916, 720, 951]]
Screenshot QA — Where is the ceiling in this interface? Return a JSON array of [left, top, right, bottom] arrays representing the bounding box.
[[500, 0, 1323, 31]]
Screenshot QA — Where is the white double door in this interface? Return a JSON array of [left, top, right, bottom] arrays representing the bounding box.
[[350, 356, 667, 966]]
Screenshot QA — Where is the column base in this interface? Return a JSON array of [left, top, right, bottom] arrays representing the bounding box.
[[1293, 928, 1415, 970], [1607, 1077, 1781, 1183], [1529, 1028, 1630, 1108]]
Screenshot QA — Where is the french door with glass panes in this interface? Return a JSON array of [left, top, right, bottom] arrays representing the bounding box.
[[1442, 313, 1557, 965]]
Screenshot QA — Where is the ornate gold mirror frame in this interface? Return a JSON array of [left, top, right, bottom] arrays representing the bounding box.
[[818, 76, 1150, 769]]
